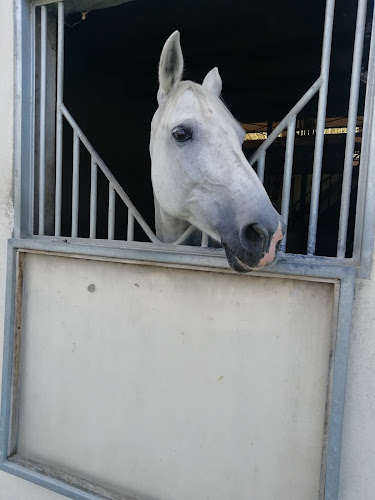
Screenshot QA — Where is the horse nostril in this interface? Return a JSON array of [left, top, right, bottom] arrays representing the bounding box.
[[240, 223, 270, 254]]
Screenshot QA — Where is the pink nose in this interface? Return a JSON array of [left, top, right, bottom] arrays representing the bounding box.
[[258, 221, 284, 267]]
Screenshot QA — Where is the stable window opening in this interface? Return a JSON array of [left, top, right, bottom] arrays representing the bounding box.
[[27, 0, 375, 269]]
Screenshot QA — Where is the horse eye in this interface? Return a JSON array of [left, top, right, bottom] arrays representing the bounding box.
[[172, 126, 193, 142]]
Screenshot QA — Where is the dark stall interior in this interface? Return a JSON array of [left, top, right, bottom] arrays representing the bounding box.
[[61, 0, 372, 257]]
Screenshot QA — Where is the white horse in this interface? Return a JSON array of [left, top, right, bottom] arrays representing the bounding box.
[[150, 31, 285, 273]]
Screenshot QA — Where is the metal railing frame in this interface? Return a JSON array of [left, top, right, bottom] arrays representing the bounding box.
[[24, 0, 375, 275]]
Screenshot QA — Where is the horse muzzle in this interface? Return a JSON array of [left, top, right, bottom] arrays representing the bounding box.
[[222, 219, 286, 273]]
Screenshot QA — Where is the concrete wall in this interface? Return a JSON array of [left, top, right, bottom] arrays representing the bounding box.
[[0, 2, 374, 500]]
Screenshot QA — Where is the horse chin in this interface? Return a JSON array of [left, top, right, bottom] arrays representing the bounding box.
[[223, 242, 280, 273], [223, 245, 255, 273]]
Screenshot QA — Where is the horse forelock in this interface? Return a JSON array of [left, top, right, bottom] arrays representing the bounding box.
[[158, 80, 240, 131]]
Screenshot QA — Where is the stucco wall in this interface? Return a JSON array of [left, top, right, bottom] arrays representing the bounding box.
[[0, 2, 374, 500]]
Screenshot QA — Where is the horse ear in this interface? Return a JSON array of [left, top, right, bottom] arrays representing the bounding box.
[[158, 31, 184, 95], [202, 67, 222, 96]]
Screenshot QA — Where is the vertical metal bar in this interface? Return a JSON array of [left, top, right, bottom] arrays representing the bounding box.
[[71, 132, 79, 238], [354, 5, 375, 270], [325, 270, 355, 500], [0, 244, 17, 461], [280, 117, 296, 252], [337, 0, 367, 258], [127, 211, 134, 241], [257, 151, 266, 184], [307, 0, 336, 255], [38, 5, 47, 235], [29, 5, 36, 235], [108, 184, 115, 240], [89, 158, 97, 239], [54, 1, 64, 236], [201, 232, 209, 247]]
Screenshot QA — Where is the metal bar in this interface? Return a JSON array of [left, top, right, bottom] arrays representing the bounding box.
[[337, 0, 367, 258], [13, 0, 23, 238], [61, 104, 161, 244], [307, 0, 336, 255], [16, 0, 36, 237], [29, 4, 36, 236], [1, 458, 125, 500], [257, 151, 265, 184], [324, 270, 355, 500], [89, 159, 97, 239], [54, 1, 64, 236], [71, 132, 79, 238], [171, 225, 196, 245], [249, 77, 323, 164], [10, 237, 356, 277], [108, 184, 115, 240], [354, 6, 375, 275], [127, 211, 134, 242], [38, 5, 47, 236], [280, 117, 296, 252], [0, 244, 17, 461], [201, 232, 209, 247]]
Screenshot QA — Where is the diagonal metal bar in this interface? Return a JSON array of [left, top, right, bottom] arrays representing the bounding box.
[[249, 77, 322, 165]]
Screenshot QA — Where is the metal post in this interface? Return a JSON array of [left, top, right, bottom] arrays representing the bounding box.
[[89, 158, 97, 239], [38, 6, 47, 235], [201, 232, 209, 247], [353, 4, 375, 268], [280, 117, 296, 252], [28, 5, 36, 236], [54, 1, 64, 236], [257, 151, 266, 184], [307, 0, 336, 255], [337, 0, 367, 258], [127, 211, 134, 241], [71, 132, 79, 237], [108, 184, 115, 240]]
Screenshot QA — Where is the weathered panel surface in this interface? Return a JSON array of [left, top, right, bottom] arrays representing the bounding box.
[[17, 253, 334, 500]]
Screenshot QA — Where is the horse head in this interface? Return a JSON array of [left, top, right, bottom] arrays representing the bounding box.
[[150, 31, 285, 272]]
